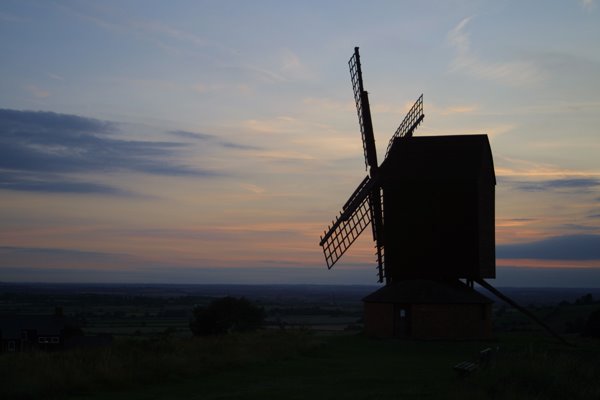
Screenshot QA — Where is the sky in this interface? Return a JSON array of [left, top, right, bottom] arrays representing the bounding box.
[[1, 0, 599, 287]]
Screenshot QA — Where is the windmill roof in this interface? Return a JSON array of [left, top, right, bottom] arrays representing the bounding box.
[[362, 279, 493, 304], [381, 134, 496, 184]]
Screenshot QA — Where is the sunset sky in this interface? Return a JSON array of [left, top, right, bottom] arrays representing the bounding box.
[[1, 1, 599, 286]]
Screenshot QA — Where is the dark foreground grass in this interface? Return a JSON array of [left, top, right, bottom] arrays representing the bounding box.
[[2, 331, 599, 400], [0, 330, 319, 400]]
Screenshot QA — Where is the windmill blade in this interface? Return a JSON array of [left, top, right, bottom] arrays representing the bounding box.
[[385, 94, 424, 158], [320, 175, 384, 281], [349, 47, 378, 172]]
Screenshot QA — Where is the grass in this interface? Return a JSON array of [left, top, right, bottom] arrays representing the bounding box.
[[2, 331, 599, 400], [0, 330, 319, 400]]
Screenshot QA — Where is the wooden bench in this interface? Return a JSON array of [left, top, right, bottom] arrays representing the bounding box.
[[453, 361, 477, 377], [454, 346, 498, 377]]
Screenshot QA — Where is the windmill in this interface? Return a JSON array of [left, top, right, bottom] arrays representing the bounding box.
[[318, 47, 567, 342], [319, 47, 426, 284]]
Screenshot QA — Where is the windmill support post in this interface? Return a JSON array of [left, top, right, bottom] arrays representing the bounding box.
[[476, 279, 571, 346]]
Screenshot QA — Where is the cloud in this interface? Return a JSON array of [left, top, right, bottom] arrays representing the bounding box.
[[496, 218, 536, 228], [580, 0, 596, 11], [439, 105, 479, 115], [0, 170, 130, 195], [511, 178, 599, 192], [167, 130, 261, 150], [0, 246, 134, 271], [168, 130, 214, 140], [494, 266, 600, 288], [495, 157, 600, 178], [47, 72, 65, 81], [279, 48, 312, 80], [0, 246, 123, 259], [561, 224, 599, 232], [497, 234, 600, 260], [0, 109, 222, 194], [447, 17, 546, 86], [25, 84, 50, 98], [0, 265, 380, 285]]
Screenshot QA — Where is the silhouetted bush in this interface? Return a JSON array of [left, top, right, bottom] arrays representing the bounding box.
[[575, 293, 594, 305], [583, 308, 600, 338], [190, 297, 265, 336]]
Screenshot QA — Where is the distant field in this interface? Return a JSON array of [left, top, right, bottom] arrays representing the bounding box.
[[1, 282, 598, 337]]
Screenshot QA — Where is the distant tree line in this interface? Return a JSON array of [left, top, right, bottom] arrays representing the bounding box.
[[559, 293, 597, 306], [189, 297, 265, 336], [559, 293, 600, 338]]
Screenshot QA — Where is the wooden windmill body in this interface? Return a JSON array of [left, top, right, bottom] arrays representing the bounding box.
[[319, 48, 566, 341]]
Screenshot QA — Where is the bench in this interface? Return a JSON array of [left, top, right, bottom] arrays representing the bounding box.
[[453, 361, 477, 377], [454, 346, 498, 377]]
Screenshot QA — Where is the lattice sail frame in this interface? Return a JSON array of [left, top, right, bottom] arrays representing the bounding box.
[[319, 192, 372, 270], [349, 48, 378, 172], [385, 94, 424, 158], [319, 175, 385, 282]]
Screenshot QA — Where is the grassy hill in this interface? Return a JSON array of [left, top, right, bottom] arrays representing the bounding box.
[[2, 330, 599, 400]]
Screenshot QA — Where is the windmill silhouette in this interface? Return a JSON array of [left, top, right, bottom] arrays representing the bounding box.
[[319, 47, 567, 342], [319, 47, 425, 284]]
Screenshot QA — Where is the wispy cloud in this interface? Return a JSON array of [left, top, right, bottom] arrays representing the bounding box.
[[0, 245, 134, 270], [0, 109, 223, 194], [24, 84, 50, 98], [497, 234, 600, 260], [495, 156, 600, 178], [279, 48, 312, 80], [511, 178, 600, 192], [242, 116, 301, 135], [56, 2, 236, 62], [580, 0, 596, 11], [447, 17, 546, 86], [167, 130, 261, 150], [496, 218, 537, 228], [0, 170, 131, 195], [439, 105, 478, 115], [46, 72, 65, 81]]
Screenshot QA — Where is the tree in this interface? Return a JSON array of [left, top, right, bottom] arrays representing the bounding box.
[[190, 296, 265, 336], [583, 308, 600, 338], [575, 293, 594, 305]]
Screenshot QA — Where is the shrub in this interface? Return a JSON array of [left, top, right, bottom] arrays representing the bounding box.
[[190, 297, 265, 336], [583, 308, 600, 338]]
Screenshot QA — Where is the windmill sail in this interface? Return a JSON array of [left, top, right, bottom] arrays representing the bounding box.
[[350, 47, 386, 281], [349, 47, 378, 172], [385, 94, 424, 158], [320, 176, 374, 264], [319, 175, 384, 281]]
